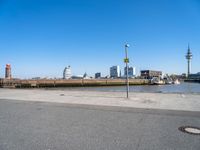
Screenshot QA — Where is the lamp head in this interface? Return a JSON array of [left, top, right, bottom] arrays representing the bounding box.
[[125, 44, 130, 48]]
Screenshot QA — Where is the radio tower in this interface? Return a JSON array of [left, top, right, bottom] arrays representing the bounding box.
[[185, 44, 192, 77]]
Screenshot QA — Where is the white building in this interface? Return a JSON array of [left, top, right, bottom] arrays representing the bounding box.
[[110, 66, 121, 78], [124, 66, 136, 77], [63, 66, 72, 79]]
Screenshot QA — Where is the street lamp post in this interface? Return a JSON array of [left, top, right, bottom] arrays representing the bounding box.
[[124, 44, 130, 98]]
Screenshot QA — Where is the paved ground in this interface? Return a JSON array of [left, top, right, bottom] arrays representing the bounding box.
[[1, 89, 200, 112], [0, 99, 200, 150]]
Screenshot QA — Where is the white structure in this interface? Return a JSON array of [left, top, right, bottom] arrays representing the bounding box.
[[63, 66, 72, 79], [83, 72, 91, 79], [133, 67, 136, 77], [110, 66, 121, 78]]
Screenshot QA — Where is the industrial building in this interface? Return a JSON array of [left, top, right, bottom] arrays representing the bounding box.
[[110, 66, 121, 78], [124, 66, 136, 78], [63, 66, 72, 79], [5, 64, 12, 79], [188, 72, 200, 80], [140, 70, 162, 79]]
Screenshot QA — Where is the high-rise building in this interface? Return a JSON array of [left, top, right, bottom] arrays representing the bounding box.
[[5, 64, 12, 79], [63, 66, 72, 79], [124, 66, 136, 77], [95, 72, 101, 79], [185, 44, 192, 77], [110, 66, 121, 78]]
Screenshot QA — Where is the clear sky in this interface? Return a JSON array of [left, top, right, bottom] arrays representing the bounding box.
[[0, 0, 200, 78]]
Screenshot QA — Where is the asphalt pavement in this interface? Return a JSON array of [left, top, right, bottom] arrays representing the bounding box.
[[0, 99, 200, 150]]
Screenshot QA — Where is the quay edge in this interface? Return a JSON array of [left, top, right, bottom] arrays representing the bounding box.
[[0, 79, 150, 88]]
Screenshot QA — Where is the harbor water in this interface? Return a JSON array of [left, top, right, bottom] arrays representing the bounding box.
[[48, 82, 200, 94]]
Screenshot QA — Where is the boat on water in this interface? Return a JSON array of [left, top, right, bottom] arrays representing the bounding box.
[[151, 77, 180, 85], [172, 79, 180, 84], [151, 77, 165, 85], [164, 79, 173, 84], [163, 74, 173, 84]]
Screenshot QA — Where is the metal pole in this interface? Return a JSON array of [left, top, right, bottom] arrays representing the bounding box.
[[188, 59, 190, 77], [125, 44, 129, 98]]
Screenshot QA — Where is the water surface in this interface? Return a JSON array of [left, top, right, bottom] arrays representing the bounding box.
[[47, 82, 200, 94]]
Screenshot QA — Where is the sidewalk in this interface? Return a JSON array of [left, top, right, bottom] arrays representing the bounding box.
[[0, 88, 200, 112]]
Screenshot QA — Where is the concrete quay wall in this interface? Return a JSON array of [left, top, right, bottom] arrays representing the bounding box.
[[0, 79, 150, 88]]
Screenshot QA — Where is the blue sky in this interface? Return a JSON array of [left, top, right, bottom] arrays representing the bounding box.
[[0, 0, 200, 78]]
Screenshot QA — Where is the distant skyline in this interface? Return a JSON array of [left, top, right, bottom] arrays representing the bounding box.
[[0, 0, 200, 78]]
